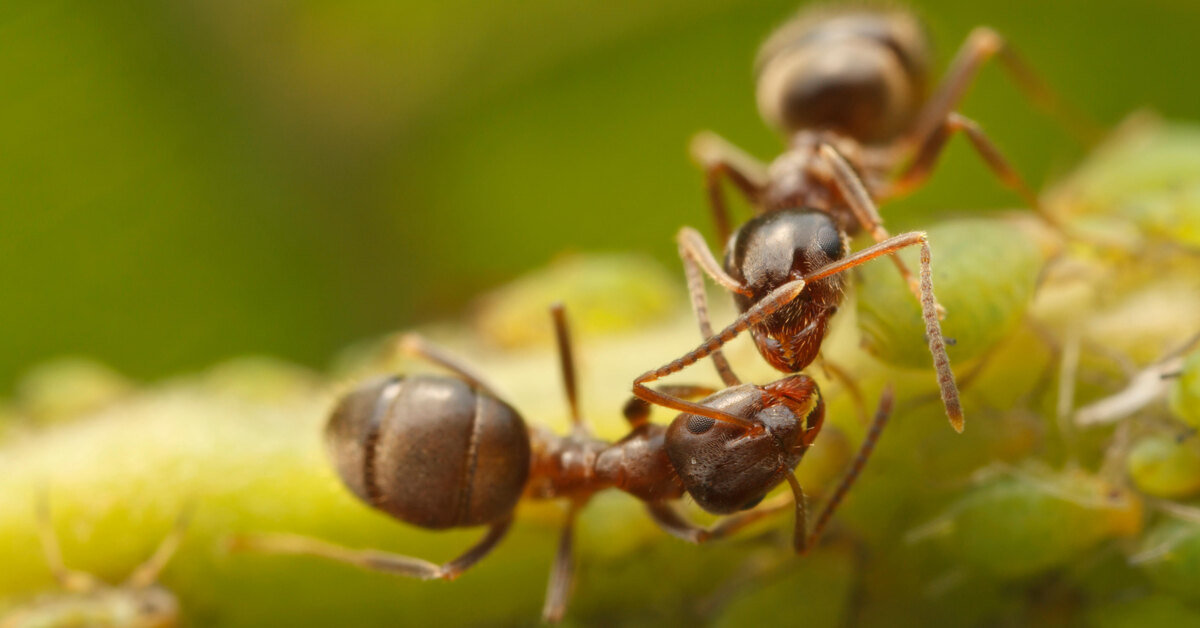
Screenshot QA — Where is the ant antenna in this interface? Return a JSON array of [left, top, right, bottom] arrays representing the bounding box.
[[549, 303, 586, 434]]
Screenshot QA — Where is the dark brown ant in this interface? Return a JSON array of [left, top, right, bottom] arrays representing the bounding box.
[[231, 304, 894, 623], [635, 6, 1091, 433]]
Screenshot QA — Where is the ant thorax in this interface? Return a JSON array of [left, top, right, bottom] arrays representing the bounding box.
[[764, 131, 889, 234], [524, 426, 609, 501]]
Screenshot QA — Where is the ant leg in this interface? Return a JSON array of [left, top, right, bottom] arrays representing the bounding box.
[[549, 303, 588, 437], [678, 227, 748, 387], [396, 334, 501, 398], [34, 491, 99, 593], [125, 504, 195, 588], [803, 233, 962, 431], [622, 384, 717, 428], [640, 232, 960, 431], [632, 279, 809, 429], [690, 131, 769, 243], [541, 503, 581, 623], [784, 471, 809, 554], [818, 144, 934, 315], [229, 517, 512, 581], [645, 491, 794, 544], [887, 113, 1044, 215], [907, 27, 1101, 151], [805, 385, 894, 550], [677, 227, 749, 294]]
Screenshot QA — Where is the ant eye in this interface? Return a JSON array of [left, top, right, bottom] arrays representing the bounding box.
[[741, 495, 765, 510], [816, 224, 844, 260], [686, 414, 715, 434]]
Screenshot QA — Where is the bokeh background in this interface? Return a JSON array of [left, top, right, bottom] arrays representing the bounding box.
[[3, 0, 1199, 392]]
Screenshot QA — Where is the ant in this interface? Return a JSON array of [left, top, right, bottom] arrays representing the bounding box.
[[231, 303, 895, 623], [1, 494, 190, 628], [635, 5, 1090, 432]]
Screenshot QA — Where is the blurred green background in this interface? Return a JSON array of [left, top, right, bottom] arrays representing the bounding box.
[[3, 0, 1199, 392]]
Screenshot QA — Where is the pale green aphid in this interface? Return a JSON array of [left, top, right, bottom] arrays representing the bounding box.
[[0, 498, 188, 628], [1127, 433, 1200, 499], [856, 216, 1052, 370], [1043, 114, 1200, 249], [912, 463, 1143, 579], [1132, 517, 1200, 603]]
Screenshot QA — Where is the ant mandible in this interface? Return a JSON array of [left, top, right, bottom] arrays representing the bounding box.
[[635, 6, 1087, 432], [232, 303, 894, 623]]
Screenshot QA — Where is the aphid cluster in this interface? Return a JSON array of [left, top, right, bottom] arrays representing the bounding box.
[[223, 4, 1089, 621], [1, 497, 188, 628], [6, 5, 1200, 627]]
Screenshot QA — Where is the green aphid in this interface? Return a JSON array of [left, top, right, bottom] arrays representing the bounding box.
[[1045, 115, 1200, 248], [1169, 349, 1200, 428], [1128, 433, 1200, 499], [13, 358, 133, 426], [473, 253, 683, 349], [920, 464, 1142, 579], [857, 217, 1052, 369], [0, 500, 187, 628], [1133, 518, 1200, 602]]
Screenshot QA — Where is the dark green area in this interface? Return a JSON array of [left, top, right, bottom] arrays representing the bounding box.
[[3, 0, 1199, 390]]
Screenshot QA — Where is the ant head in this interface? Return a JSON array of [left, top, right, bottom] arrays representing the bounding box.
[[665, 375, 824, 514], [754, 7, 930, 142], [728, 209, 847, 293], [726, 209, 847, 372]]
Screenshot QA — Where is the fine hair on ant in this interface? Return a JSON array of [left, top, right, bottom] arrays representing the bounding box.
[[231, 303, 895, 622], [634, 5, 1095, 433]]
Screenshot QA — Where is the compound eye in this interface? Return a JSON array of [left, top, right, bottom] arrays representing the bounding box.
[[686, 414, 715, 435], [741, 494, 765, 510], [816, 224, 844, 260]]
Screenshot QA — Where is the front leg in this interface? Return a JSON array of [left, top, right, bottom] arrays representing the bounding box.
[[228, 517, 512, 581], [632, 278, 809, 430], [690, 131, 769, 243], [645, 491, 794, 545], [634, 232, 963, 432], [818, 143, 931, 314], [677, 226, 749, 387]]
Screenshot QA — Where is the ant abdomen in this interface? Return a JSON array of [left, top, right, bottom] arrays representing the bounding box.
[[326, 375, 531, 530], [755, 7, 930, 143]]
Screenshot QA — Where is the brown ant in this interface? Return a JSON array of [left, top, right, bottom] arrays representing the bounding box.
[[231, 304, 894, 622], [635, 6, 1090, 432]]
